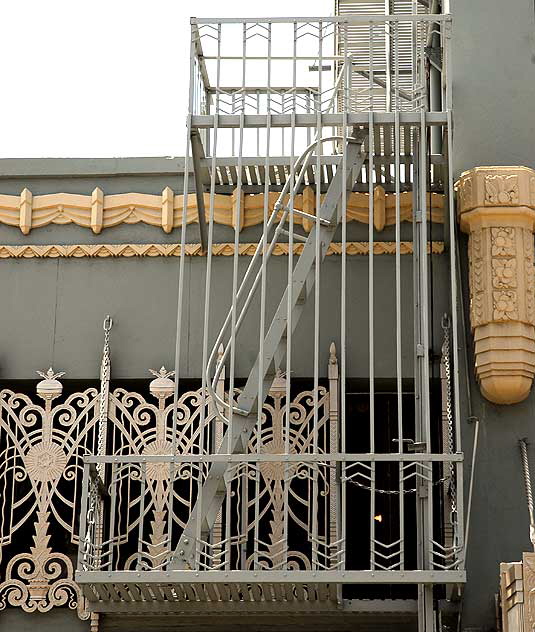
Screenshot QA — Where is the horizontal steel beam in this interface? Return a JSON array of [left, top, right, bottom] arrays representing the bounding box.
[[85, 599, 341, 613], [84, 597, 418, 614], [191, 15, 451, 24], [201, 155, 445, 168], [202, 155, 341, 167], [207, 86, 319, 94], [83, 452, 463, 464], [76, 570, 466, 585], [191, 113, 448, 128]]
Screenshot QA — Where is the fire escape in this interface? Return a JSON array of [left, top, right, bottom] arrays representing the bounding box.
[[76, 8, 464, 630]]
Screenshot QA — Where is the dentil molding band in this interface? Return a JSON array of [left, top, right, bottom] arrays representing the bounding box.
[[0, 241, 445, 259], [0, 187, 444, 235], [457, 166, 535, 405]]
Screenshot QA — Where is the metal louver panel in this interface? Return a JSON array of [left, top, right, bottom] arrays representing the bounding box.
[[335, 0, 434, 183]]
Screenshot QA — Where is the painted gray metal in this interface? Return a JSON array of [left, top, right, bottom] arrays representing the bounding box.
[[72, 18, 461, 632], [83, 453, 463, 463], [2, 0, 533, 629], [191, 112, 448, 127], [76, 569, 466, 585], [0, 8, 471, 631], [170, 134, 369, 570]]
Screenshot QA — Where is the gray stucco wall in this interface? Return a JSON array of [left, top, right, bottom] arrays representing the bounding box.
[[452, 1, 535, 629], [0, 161, 447, 382], [0, 228, 448, 382], [452, 0, 535, 174], [0, 609, 89, 632]]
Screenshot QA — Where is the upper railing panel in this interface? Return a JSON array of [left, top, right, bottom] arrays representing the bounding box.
[[190, 15, 451, 119]]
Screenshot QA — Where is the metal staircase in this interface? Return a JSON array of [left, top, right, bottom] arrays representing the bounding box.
[[172, 129, 369, 569], [76, 11, 464, 631]]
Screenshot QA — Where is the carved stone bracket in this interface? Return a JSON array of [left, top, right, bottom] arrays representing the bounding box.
[[457, 166, 535, 404], [499, 553, 535, 632]]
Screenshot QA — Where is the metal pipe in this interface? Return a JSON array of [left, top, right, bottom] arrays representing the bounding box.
[[463, 418, 480, 557], [368, 23, 376, 570]]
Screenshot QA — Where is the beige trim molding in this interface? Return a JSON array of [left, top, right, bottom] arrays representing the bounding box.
[[0, 241, 444, 259], [0, 186, 445, 235], [457, 165, 535, 405], [499, 553, 535, 632]]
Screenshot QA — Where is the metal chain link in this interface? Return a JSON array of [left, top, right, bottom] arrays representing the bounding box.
[[82, 475, 99, 570], [519, 438, 535, 550], [441, 313, 457, 519], [346, 315, 456, 499], [348, 474, 450, 495], [97, 315, 112, 478]]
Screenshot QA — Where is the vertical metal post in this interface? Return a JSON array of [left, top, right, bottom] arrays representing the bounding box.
[[393, 18, 405, 569], [198, 21, 222, 570], [283, 19, 296, 572], [170, 19, 195, 572], [414, 106, 434, 630], [328, 343, 340, 566], [384, 0, 392, 111], [339, 18, 349, 593], [368, 20, 376, 572], [255, 20, 272, 572], [137, 462, 147, 571], [108, 462, 117, 572], [77, 461, 90, 571], [312, 19, 324, 572]]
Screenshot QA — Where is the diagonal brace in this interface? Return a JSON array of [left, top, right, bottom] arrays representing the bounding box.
[[170, 130, 368, 570], [190, 128, 209, 253]]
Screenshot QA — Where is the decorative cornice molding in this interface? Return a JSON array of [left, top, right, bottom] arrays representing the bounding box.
[[0, 241, 444, 259], [457, 165, 535, 405], [0, 187, 445, 235], [457, 166, 535, 229]]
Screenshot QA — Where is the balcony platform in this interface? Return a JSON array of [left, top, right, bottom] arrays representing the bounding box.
[[76, 570, 465, 613]]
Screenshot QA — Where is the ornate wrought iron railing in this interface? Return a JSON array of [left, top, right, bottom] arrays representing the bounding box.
[[0, 351, 340, 618]]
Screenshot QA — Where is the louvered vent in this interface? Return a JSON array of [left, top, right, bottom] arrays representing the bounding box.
[[335, 0, 434, 183]]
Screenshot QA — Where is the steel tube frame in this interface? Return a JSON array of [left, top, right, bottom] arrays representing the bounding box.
[[76, 570, 465, 584], [75, 15, 463, 627], [192, 15, 451, 24], [84, 453, 463, 464]]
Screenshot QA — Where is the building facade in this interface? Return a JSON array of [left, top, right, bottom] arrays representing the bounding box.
[[1, 1, 534, 631]]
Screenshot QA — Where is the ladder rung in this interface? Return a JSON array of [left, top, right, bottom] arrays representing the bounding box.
[[283, 206, 332, 227], [280, 228, 307, 243]]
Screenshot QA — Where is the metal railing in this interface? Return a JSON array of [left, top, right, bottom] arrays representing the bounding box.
[[74, 13, 463, 629]]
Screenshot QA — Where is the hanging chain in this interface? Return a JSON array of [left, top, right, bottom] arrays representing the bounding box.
[[346, 315, 456, 498], [348, 474, 450, 495], [82, 474, 100, 570], [519, 438, 535, 551], [441, 313, 457, 521], [97, 315, 113, 479]]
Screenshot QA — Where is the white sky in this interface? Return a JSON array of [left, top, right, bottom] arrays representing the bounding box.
[[0, 0, 331, 158]]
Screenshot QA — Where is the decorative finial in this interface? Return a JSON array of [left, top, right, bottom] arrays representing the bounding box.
[[149, 366, 175, 399], [329, 342, 337, 364], [36, 367, 65, 381], [36, 367, 65, 399]]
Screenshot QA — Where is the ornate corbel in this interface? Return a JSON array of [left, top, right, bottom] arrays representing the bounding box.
[[457, 166, 535, 404]]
